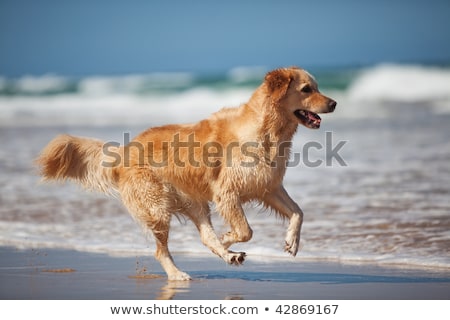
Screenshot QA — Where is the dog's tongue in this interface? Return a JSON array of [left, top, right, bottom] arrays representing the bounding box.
[[294, 109, 322, 128], [308, 111, 321, 123]]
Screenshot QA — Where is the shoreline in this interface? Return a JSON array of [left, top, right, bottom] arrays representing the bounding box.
[[1, 246, 449, 300], [3, 241, 449, 273]]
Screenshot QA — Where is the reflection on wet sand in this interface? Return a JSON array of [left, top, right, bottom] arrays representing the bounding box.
[[157, 280, 191, 300]]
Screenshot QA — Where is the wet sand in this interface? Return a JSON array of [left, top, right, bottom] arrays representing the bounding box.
[[0, 247, 449, 300]]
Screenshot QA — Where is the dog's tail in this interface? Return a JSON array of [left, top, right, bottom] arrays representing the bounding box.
[[36, 134, 121, 195]]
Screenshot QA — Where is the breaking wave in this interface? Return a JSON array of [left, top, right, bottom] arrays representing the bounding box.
[[1, 64, 450, 126], [348, 63, 450, 104]]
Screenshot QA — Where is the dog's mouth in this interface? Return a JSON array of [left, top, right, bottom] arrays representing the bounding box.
[[294, 109, 321, 129]]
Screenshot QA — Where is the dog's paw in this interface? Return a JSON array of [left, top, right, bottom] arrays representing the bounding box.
[[225, 251, 246, 266], [168, 271, 192, 281], [284, 234, 300, 256]]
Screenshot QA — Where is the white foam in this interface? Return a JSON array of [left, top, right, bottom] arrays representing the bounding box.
[[78, 72, 194, 95], [348, 64, 450, 104], [2, 215, 449, 269], [2, 64, 450, 127], [0, 87, 254, 126], [14, 74, 71, 94]]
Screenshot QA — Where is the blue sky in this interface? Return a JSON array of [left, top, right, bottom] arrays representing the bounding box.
[[1, 0, 449, 76]]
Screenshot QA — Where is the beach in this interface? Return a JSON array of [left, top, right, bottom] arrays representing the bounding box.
[[1, 65, 450, 300], [1, 246, 449, 300]]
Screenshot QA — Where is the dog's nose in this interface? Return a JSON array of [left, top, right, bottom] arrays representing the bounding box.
[[328, 99, 337, 111]]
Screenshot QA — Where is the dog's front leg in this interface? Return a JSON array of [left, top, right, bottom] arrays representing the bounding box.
[[284, 212, 302, 256], [263, 186, 303, 256], [214, 192, 253, 250], [184, 201, 246, 266]]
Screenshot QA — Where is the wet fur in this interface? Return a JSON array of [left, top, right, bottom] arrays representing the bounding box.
[[36, 67, 336, 280]]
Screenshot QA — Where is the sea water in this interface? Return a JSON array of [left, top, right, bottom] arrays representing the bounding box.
[[1, 64, 449, 270]]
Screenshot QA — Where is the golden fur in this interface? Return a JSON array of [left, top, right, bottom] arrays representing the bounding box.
[[36, 67, 336, 280]]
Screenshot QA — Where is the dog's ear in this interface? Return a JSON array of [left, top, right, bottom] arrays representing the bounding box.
[[265, 68, 292, 102]]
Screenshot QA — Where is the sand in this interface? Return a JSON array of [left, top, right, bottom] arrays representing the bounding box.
[[0, 246, 449, 300]]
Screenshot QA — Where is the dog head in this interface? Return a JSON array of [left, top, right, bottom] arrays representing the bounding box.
[[265, 67, 336, 129]]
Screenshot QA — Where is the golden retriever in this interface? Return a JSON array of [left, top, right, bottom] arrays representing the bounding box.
[[36, 67, 336, 280]]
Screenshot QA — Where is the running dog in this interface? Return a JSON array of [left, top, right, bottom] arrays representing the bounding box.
[[36, 67, 336, 280]]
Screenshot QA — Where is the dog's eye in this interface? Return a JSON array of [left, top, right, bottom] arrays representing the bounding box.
[[301, 85, 312, 93]]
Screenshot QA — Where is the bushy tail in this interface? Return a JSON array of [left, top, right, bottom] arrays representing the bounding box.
[[36, 134, 120, 195]]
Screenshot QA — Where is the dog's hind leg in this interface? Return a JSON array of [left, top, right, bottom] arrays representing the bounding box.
[[129, 212, 190, 280], [184, 202, 246, 265], [151, 218, 191, 280], [120, 169, 191, 281]]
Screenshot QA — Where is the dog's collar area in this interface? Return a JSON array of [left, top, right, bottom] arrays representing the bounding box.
[[294, 109, 321, 129]]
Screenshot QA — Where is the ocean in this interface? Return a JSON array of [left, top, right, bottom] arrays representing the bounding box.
[[1, 64, 449, 270]]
